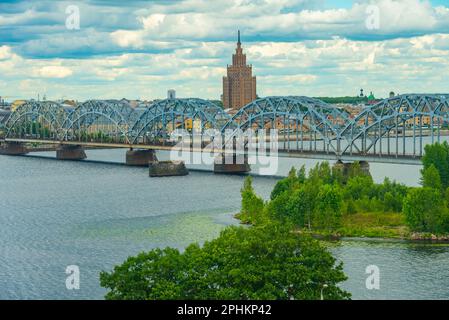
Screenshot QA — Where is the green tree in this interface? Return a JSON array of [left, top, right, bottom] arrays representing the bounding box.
[[268, 174, 319, 229], [345, 199, 357, 214], [270, 179, 291, 200], [314, 184, 343, 231], [297, 165, 306, 184], [377, 178, 408, 213], [344, 175, 374, 201], [100, 223, 351, 300], [267, 190, 291, 223], [383, 192, 396, 212], [348, 161, 367, 179], [420, 164, 442, 191], [309, 162, 332, 185], [422, 142, 449, 189], [285, 185, 315, 228], [316, 96, 369, 105], [270, 167, 299, 200], [445, 187, 449, 205], [302, 180, 321, 229], [403, 187, 449, 234], [331, 165, 345, 185], [240, 176, 265, 224]]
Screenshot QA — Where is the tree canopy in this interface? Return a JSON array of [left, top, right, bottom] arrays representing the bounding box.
[[403, 187, 449, 234], [422, 142, 449, 189], [100, 223, 351, 300]]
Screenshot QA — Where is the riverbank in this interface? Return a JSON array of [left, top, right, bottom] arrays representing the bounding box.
[[237, 146, 449, 244], [236, 211, 449, 243]]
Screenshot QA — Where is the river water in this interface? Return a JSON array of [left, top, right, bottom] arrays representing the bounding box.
[[1, 149, 448, 300]]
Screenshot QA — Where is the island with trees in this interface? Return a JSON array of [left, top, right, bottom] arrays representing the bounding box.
[[238, 142, 449, 240]]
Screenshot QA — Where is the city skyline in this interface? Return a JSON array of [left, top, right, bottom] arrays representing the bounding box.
[[1, 0, 449, 101]]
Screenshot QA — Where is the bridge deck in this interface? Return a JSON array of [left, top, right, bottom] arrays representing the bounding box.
[[2, 138, 423, 165]]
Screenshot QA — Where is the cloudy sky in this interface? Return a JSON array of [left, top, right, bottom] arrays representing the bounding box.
[[0, 0, 448, 101]]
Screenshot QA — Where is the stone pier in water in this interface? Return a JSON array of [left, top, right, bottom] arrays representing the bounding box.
[[214, 153, 251, 174], [56, 145, 87, 160], [126, 149, 158, 166], [149, 161, 188, 177], [0, 142, 29, 155], [333, 160, 371, 180]]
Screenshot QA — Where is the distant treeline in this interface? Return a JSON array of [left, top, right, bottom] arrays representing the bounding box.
[[212, 97, 375, 108], [209, 100, 224, 108], [314, 96, 371, 104]]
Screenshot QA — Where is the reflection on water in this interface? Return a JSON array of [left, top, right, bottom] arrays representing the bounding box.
[[0, 149, 447, 300]]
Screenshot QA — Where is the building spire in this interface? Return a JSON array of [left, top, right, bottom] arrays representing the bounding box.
[[223, 29, 257, 110]]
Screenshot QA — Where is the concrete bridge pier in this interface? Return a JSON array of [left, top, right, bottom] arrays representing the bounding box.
[[56, 145, 87, 160], [333, 160, 371, 179], [0, 142, 29, 155], [126, 149, 158, 166], [214, 153, 251, 174]]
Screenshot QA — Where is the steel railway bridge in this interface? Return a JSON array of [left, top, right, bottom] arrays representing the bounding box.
[[1, 94, 449, 171]]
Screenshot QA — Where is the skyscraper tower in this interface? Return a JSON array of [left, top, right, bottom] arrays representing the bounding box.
[[222, 30, 257, 111]]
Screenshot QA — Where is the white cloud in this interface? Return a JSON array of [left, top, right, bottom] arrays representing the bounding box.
[[93, 67, 128, 81], [0, 46, 13, 60], [110, 0, 449, 44], [140, 13, 166, 30], [33, 66, 73, 78], [178, 66, 226, 80], [0, 9, 37, 26], [1, 1, 449, 101], [110, 30, 145, 48]]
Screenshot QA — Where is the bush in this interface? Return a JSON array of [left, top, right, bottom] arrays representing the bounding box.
[[403, 187, 449, 234]]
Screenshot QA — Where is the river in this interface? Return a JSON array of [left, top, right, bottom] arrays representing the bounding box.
[[1, 149, 448, 300]]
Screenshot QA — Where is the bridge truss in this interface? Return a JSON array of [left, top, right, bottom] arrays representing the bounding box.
[[4, 94, 449, 160]]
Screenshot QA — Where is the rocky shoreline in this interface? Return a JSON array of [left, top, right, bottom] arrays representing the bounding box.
[[409, 233, 449, 242]]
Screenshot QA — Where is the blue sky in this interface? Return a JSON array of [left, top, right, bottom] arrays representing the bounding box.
[[0, 0, 449, 101]]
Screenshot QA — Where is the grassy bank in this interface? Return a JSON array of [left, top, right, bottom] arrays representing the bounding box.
[[237, 211, 410, 240], [236, 211, 449, 241], [338, 212, 408, 239]]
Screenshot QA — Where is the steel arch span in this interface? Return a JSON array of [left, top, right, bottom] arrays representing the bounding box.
[[5, 100, 68, 140], [62, 100, 136, 144], [3, 94, 449, 161], [221, 96, 350, 154], [129, 98, 231, 144], [340, 94, 449, 158]]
